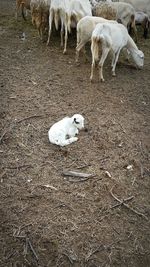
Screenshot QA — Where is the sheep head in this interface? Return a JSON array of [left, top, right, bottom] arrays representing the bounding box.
[[131, 49, 144, 68], [72, 114, 84, 130]]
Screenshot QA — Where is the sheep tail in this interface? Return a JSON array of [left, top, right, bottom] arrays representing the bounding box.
[[92, 35, 104, 62], [76, 26, 80, 46], [130, 14, 136, 29]]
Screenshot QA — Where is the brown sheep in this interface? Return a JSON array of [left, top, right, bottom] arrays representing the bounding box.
[[92, 2, 117, 20], [30, 0, 50, 41], [16, 0, 31, 20]]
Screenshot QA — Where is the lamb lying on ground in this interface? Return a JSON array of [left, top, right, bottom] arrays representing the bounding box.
[[48, 114, 84, 146]]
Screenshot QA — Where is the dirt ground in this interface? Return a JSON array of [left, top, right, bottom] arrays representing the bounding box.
[[0, 1, 150, 267]]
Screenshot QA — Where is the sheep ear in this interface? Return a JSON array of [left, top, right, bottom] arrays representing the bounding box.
[[74, 118, 79, 124]]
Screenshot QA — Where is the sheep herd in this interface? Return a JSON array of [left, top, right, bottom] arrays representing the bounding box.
[[16, 0, 150, 81]]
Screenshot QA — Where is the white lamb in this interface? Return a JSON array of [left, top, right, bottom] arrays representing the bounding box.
[[48, 114, 84, 146], [90, 22, 144, 82], [76, 15, 117, 62]]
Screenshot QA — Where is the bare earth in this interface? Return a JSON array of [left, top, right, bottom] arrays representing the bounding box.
[[0, 1, 150, 267]]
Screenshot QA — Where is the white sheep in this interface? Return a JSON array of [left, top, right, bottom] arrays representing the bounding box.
[[93, 1, 137, 41], [47, 0, 68, 48], [118, 0, 150, 19], [118, 0, 150, 38], [47, 0, 92, 54], [62, 0, 92, 54], [76, 16, 117, 62], [90, 22, 144, 82], [48, 114, 84, 146]]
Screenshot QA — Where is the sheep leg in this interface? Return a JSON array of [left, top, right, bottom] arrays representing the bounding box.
[[112, 48, 121, 76], [68, 128, 78, 138], [66, 137, 78, 145], [90, 59, 95, 82], [21, 3, 26, 21], [63, 22, 68, 54], [133, 25, 138, 43], [47, 9, 54, 46], [60, 20, 64, 47], [75, 41, 86, 63], [143, 19, 149, 39], [82, 47, 89, 63], [38, 27, 43, 41], [99, 47, 110, 82], [130, 17, 138, 43], [54, 10, 59, 31], [25, 9, 28, 17], [58, 137, 78, 146], [15, 2, 20, 20], [111, 53, 116, 68]]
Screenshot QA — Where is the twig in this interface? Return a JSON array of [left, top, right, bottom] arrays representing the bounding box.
[[17, 115, 43, 123], [108, 250, 113, 264], [0, 130, 8, 143], [76, 164, 91, 169], [54, 202, 73, 211], [112, 118, 126, 134], [26, 238, 39, 262], [62, 250, 77, 264], [140, 163, 144, 178], [85, 239, 122, 262], [62, 170, 95, 178], [24, 238, 28, 257], [4, 164, 33, 170], [0, 170, 7, 181], [13, 223, 33, 238], [0, 123, 16, 143], [110, 186, 148, 220], [110, 196, 134, 209], [64, 176, 95, 182], [132, 177, 136, 186], [62, 170, 96, 182], [42, 161, 57, 170], [31, 183, 58, 191], [85, 245, 104, 262], [5, 251, 17, 260], [139, 141, 148, 159]]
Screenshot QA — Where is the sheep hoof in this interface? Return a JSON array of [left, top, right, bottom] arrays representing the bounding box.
[[63, 50, 67, 55], [101, 78, 105, 82], [47, 41, 49, 46], [90, 77, 93, 82], [112, 72, 116, 77]]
